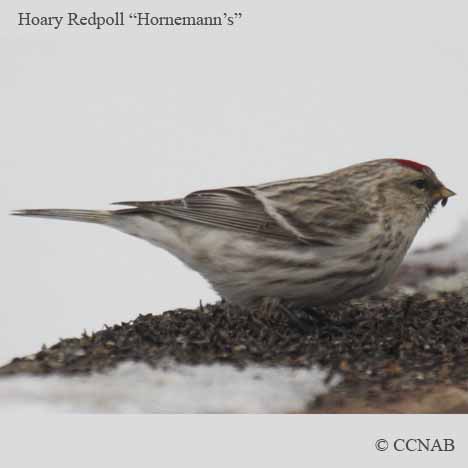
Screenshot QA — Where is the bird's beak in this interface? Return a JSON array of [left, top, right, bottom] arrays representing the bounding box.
[[433, 186, 456, 207]]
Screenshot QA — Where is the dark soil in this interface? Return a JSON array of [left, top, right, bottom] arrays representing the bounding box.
[[1, 272, 468, 412]]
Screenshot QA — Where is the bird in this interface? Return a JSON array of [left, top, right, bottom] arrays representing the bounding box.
[[13, 158, 455, 330]]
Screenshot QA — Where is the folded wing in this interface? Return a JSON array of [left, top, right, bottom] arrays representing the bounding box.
[[112, 186, 334, 246]]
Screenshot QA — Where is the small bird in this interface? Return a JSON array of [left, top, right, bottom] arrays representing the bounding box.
[[13, 159, 454, 329]]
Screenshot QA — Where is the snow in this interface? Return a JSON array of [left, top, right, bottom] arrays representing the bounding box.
[[0, 361, 338, 413], [422, 273, 468, 295], [403, 218, 468, 297], [407, 219, 468, 270]]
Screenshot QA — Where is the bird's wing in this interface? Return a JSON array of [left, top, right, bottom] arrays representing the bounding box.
[[112, 186, 334, 246], [254, 178, 376, 245]]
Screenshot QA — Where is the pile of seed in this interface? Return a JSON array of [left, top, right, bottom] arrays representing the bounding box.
[[2, 287, 468, 410]]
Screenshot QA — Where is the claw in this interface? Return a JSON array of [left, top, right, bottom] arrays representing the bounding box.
[[280, 305, 322, 334]]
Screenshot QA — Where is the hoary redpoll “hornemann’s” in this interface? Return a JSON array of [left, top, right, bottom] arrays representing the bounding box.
[[13, 159, 455, 327]]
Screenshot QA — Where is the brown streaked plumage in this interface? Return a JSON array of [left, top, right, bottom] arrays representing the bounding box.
[[12, 159, 455, 327]]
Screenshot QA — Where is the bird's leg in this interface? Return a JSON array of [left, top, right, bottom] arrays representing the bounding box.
[[256, 297, 282, 320], [280, 302, 355, 333], [279, 303, 328, 333]]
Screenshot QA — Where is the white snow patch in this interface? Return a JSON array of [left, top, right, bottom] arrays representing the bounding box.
[[404, 219, 468, 296], [408, 218, 468, 270], [0, 361, 338, 413], [422, 272, 468, 294]]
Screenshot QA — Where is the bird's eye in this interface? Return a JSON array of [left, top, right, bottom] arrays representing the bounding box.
[[412, 179, 428, 190]]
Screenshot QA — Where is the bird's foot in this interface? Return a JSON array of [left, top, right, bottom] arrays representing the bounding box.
[[280, 304, 354, 334], [279, 304, 325, 334]]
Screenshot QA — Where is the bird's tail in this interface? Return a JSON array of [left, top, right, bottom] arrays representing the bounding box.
[[11, 209, 112, 225]]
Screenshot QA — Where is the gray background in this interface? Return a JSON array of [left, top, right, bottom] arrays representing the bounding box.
[[1, 0, 467, 364]]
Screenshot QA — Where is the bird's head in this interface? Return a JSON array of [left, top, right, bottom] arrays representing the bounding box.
[[345, 158, 455, 224], [390, 159, 455, 216]]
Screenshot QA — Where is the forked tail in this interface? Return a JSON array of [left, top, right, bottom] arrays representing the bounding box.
[[11, 209, 112, 225]]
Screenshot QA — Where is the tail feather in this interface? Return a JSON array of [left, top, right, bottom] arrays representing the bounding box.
[[11, 209, 112, 225]]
